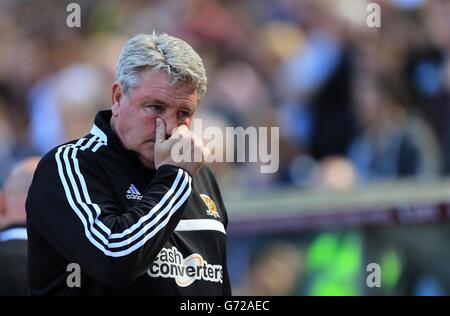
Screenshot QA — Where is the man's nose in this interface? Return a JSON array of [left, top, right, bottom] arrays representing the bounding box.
[[161, 115, 180, 137]]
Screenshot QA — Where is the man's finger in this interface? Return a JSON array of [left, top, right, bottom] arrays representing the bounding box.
[[155, 118, 166, 143], [171, 124, 189, 138]]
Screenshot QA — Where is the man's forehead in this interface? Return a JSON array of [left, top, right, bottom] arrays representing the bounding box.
[[135, 70, 198, 101]]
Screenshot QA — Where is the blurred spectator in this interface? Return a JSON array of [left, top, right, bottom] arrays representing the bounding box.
[[0, 83, 34, 186], [0, 90, 16, 186], [348, 73, 441, 182], [28, 64, 108, 154], [364, 224, 450, 295], [419, 1, 450, 175], [274, 20, 356, 161], [0, 156, 40, 296], [313, 156, 357, 191], [236, 240, 305, 296]]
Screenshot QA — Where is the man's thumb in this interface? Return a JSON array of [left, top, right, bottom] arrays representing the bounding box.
[[155, 118, 166, 143]]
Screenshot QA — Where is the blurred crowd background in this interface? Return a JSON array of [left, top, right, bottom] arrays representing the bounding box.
[[1, 0, 450, 295]]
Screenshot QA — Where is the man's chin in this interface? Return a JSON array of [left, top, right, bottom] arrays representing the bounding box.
[[138, 155, 156, 170]]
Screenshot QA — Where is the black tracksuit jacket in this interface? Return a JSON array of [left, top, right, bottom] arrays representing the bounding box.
[[26, 110, 231, 296]]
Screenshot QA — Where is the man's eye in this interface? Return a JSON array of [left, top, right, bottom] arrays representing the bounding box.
[[145, 105, 163, 113], [178, 111, 191, 120]]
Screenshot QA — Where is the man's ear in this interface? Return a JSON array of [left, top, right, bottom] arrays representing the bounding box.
[[111, 82, 123, 116]]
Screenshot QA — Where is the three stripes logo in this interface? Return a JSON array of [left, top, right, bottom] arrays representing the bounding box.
[[126, 184, 143, 200]]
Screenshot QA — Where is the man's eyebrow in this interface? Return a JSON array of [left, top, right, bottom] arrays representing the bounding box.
[[141, 98, 169, 106], [141, 97, 195, 111]]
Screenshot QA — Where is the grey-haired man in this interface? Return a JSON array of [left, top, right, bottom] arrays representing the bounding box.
[[26, 33, 231, 296]]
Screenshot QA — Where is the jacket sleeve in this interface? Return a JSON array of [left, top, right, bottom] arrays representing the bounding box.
[[221, 249, 232, 296], [26, 147, 192, 288], [202, 166, 232, 295]]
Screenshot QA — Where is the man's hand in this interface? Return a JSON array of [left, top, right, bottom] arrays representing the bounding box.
[[154, 118, 210, 176]]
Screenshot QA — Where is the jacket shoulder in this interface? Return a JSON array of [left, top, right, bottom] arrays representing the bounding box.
[[36, 138, 101, 175], [198, 164, 218, 180]]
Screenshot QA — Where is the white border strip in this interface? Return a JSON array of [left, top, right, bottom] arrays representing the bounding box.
[[175, 219, 226, 235]]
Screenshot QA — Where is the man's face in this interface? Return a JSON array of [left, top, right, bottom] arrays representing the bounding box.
[[111, 70, 198, 169]]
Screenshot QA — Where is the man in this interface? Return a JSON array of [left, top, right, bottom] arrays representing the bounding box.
[[26, 33, 231, 295], [0, 157, 40, 295]]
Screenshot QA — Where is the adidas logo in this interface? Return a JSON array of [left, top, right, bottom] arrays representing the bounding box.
[[126, 184, 143, 200]]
